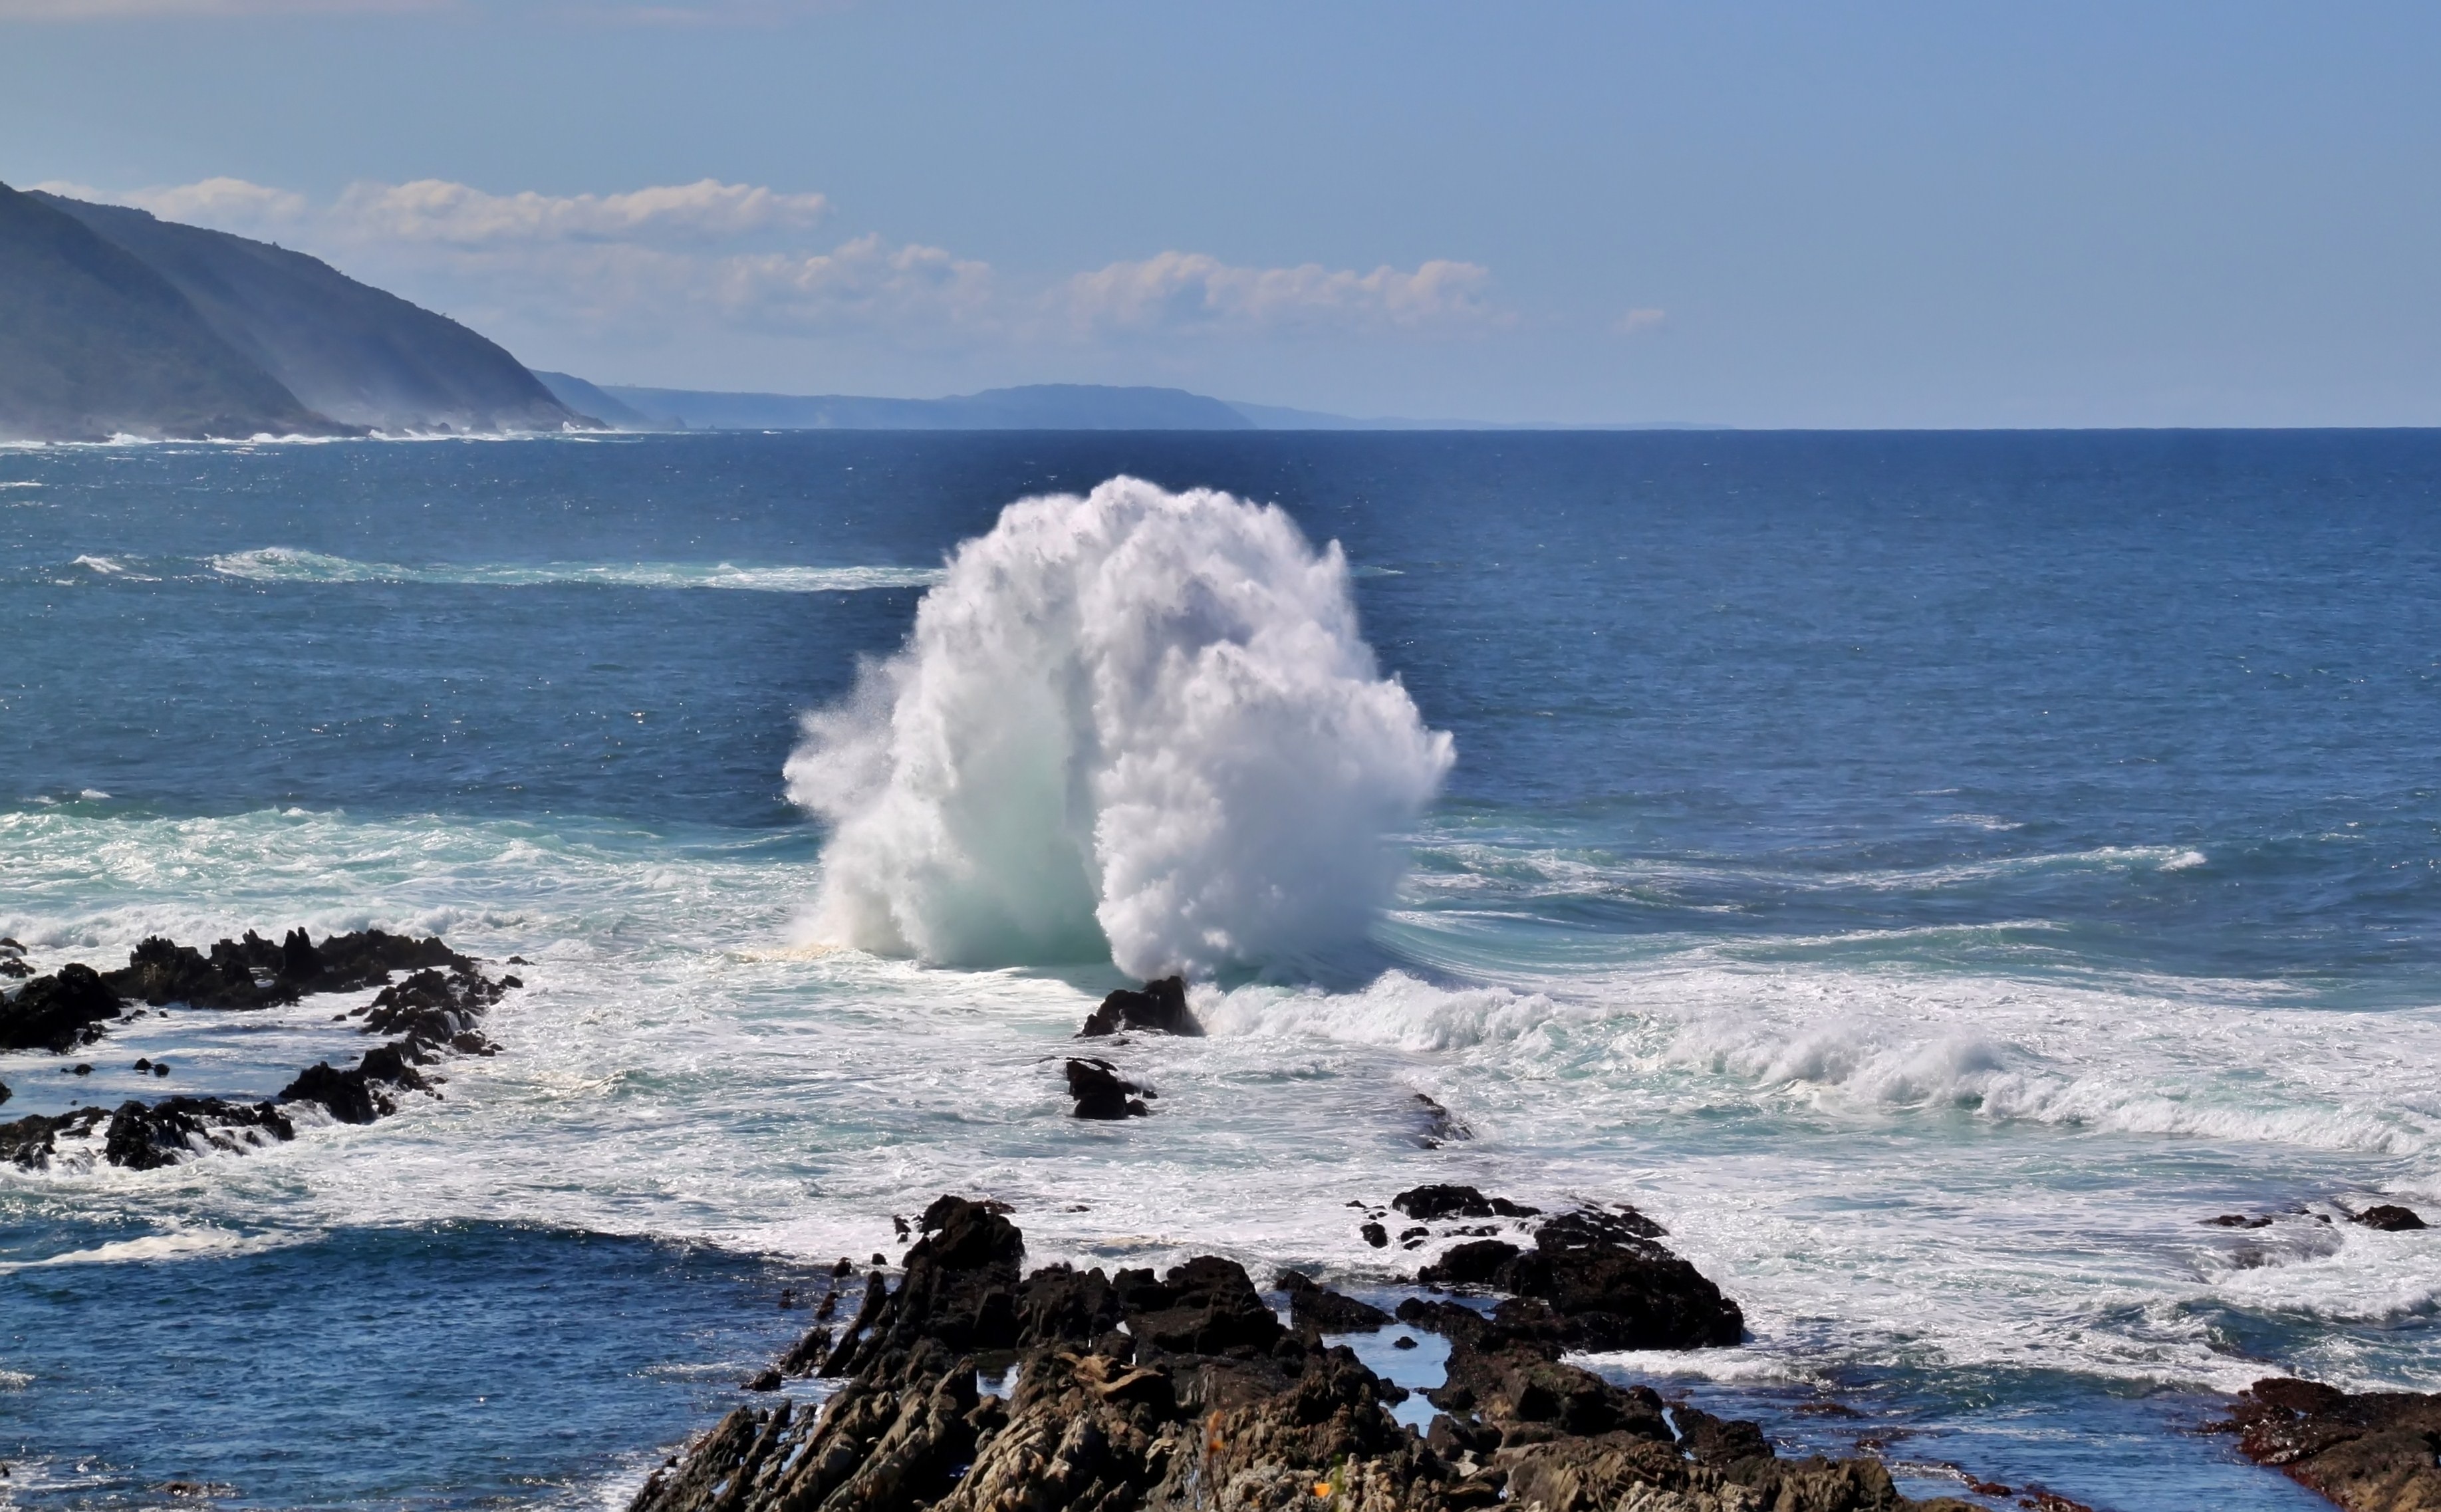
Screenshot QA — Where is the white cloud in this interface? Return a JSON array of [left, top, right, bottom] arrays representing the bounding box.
[[328, 178, 829, 245], [1061, 251, 1503, 336], [33, 175, 1510, 359], [1614, 307, 1668, 336], [36, 176, 312, 229]]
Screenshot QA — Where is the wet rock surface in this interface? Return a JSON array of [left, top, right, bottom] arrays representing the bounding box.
[[1407, 1206, 1743, 1353], [0, 962, 124, 1051], [103, 1096, 296, 1170], [632, 1197, 1970, 1512], [1067, 1057, 1152, 1120], [1079, 976, 1204, 1037], [2347, 1205, 2427, 1232], [1, 928, 516, 1168], [2223, 1378, 2441, 1512]]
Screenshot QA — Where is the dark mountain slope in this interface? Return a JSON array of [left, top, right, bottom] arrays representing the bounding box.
[[35, 191, 584, 434], [0, 181, 338, 442]]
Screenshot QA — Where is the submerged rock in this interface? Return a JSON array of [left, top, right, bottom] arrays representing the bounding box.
[[1079, 976, 1203, 1037], [631, 1196, 1962, 1512], [2224, 1377, 2441, 1511]]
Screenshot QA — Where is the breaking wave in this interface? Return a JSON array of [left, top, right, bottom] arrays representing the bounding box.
[[786, 476, 1454, 977], [208, 547, 941, 592]]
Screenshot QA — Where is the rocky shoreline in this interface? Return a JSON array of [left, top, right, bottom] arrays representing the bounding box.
[[634, 1194, 1984, 1512], [0, 928, 517, 1170], [620, 982, 2438, 1512]]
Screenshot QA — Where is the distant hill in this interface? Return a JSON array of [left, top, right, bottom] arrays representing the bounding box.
[[0, 181, 340, 442], [34, 191, 582, 435], [571, 378, 1715, 433], [599, 382, 1255, 432], [533, 371, 663, 430]]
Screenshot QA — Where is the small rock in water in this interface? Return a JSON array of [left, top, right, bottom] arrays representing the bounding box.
[[2351, 1203, 2428, 1231], [892, 1214, 910, 1239], [133, 1058, 150, 1071], [740, 1368, 781, 1392], [153, 1063, 170, 1076], [1392, 1183, 1542, 1221], [2204, 1213, 2272, 1228], [1078, 975, 1202, 1037], [869, 1253, 885, 1267], [1409, 1090, 1473, 1148], [507, 955, 529, 965], [1065, 1057, 1150, 1119], [71, 1063, 92, 1076], [831, 1257, 853, 1277], [1360, 1221, 1388, 1248], [1393, 1334, 1418, 1349]]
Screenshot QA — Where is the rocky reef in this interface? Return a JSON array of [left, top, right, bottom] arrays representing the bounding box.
[[631, 1196, 1974, 1512], [2222, 1378, 2441, 1512], [0, 929, 517, 1170]]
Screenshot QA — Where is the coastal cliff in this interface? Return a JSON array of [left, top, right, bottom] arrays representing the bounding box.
[[0, 178, 588, 440]]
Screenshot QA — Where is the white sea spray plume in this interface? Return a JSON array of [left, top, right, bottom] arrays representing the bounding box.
[[785, 476, 1454, 977]]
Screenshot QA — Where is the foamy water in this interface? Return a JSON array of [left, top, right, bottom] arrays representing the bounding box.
[[6, 430, 2440, 1509]]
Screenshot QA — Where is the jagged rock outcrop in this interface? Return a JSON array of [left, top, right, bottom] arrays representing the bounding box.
[[1080, 977, 1203, 1037], [1279, 1269, 1395, 1332], [630, 1198, 1968, 1512], [103, 1096, 295, 1170], [1, 927, 517, 1167], [0, 961, 124, 1051], [1068, 1058, 1152, 1120], [2224, 1377, 2441, 1512], [1408, 1206, 1744, 1352]]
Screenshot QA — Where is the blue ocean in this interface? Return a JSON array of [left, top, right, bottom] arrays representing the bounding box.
[[3, 430, 2436, 1511]]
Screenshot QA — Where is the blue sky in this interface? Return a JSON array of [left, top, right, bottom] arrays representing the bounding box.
[[5, 1, 2438, 426]]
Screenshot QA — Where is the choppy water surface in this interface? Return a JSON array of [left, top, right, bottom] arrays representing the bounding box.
[[3, 430, 2437, 1511]]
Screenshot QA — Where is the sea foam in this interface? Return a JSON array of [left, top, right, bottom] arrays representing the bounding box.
[[786, 477, 1453, 977]]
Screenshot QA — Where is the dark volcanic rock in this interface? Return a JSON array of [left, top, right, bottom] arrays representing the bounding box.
[[109, 935, 285, 1009], [279, 1043, 429, 1124], [1497, 1209, 1744, 1350], [1079, 976, 1203, 1037], [1, 1106, 108, 1170], [1410, 1207, 1739, 1351], [1120, 1255, 1285, 1356], [823, 1196, 1025, 1378], [2350, 1205, 2427, 1232], [1277, 1269, 1394, 1332], [0, 962, 123, 1051], [2224, 1377, 2441, 1511], [634, 1196, 1961, 1512], [1419, 1238, 1522, 1287], [1067, 1057, 1150, 1120], [1409, 1091, 1474, 1148], [104, 1096, 295, 1170], [1392, 1184, 1541, 1222]]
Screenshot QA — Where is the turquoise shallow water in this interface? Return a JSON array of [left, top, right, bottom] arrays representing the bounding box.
[[1, 430, 2436, 1509]]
